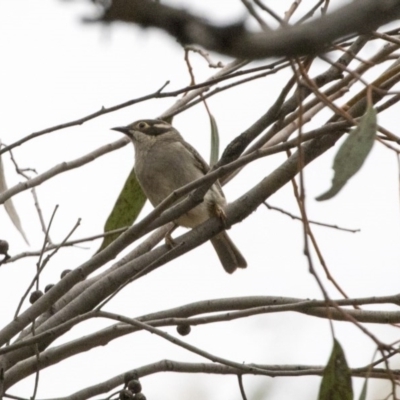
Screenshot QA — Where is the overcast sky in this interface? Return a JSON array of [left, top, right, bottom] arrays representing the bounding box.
[[1, 1, 399, 399]]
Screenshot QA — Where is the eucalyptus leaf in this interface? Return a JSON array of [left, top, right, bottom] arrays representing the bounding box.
[[316, 105, 377, 201], [97, 167, 146, 252], [0, 140, 29, 245], [209, 114, 219, 167], [358, 377, 368, 400], [318, 339, 353, 400]]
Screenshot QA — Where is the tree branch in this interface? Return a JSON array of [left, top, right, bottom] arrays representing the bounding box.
[[99, 0, 400, 59], [5, 291, 400, 389], [20, 360, 400, 400]]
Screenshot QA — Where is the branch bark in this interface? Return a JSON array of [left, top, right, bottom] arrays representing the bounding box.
[[100, 0, 400, 59], [54, 360, 399, 400]]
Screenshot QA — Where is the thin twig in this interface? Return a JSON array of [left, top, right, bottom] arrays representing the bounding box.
[[284, 0, 302, 23], [254, 0, 286, 25], [321, 0, 330, 16], [7, 148, 49, 243], [1, 301, 389, 353], [0, 61, 288, 157], [297, 61, 356, 124], [13, 214, 80, 320], [36, 205, 59, 290], [49, 360, 400, 400], [2, 293, 400, 358], [296, 0, 325, 24], [11, 205, 59, 323], [373, 31, 400, 47], [184, 49, 196, 87], [31, 188, 52, 244], [376, 93, 400, 118], [0, 139, 129, 205], [95, 241, 185, 310], [184, 45, 224, 68], [237, 375, 248, 400], [96, 311, 298, 376], [263, 202, 360, 233], [241, 0, 270, 31], [30, 323, 40, 400], [3, 393, 28, 400], [168, 61, 291, 118], [38, 219, 82, 274], [6, 227, 129, 263], [290, 59, 335, 335]]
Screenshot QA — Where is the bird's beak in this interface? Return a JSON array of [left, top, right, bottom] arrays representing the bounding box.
[[111, 126, 131, 136]]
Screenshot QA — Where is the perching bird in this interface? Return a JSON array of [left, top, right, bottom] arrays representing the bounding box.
[[112, 119, 247, 273]]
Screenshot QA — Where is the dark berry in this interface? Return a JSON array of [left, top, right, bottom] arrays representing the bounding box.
[[0, 240, 9, 254], [124, 371, 138, 386], [128, 379, 142, 393], [44, 284, 54, 293], [177, 323, 191, 336], [60, 269, 71, 279], [29, 290, 43, 304]]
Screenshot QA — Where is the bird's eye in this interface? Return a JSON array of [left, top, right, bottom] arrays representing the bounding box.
[[137, 121, 148, 129]]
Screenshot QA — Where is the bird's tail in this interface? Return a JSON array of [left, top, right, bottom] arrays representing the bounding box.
[[211, 231, 247, 274]]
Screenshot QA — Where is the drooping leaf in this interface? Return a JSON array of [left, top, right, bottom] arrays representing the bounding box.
[[318, 339, 353, 400], [316, 106, 377, 201], [97, 167, 146, 253], [358, 377, 368, 400], [0, 140, 29, 244], [209, 114, 219, 167]]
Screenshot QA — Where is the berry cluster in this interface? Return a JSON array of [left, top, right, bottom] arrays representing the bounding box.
[[120, 373, 146, 400]]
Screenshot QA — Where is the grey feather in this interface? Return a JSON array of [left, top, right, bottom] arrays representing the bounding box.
[[211, 231, 247, 274]]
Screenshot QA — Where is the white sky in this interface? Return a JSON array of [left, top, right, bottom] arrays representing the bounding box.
[[1, 0, 399, 399]]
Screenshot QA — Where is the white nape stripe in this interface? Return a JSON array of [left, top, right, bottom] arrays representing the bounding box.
[[153, 123, 170, 129]]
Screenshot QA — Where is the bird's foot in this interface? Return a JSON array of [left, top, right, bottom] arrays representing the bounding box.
[[214, 204, 228, 229], [164, 224, 178, 248], [165, 233, 176, 248]]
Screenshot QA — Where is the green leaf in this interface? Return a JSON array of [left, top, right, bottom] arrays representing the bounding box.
[[97, 167, 146, 253], [318, 339, 353, 400], [209, 114, 219, 167], [358, 377, 368, 400], [0, 140, 29, 245], [316, 106, 377, 201]]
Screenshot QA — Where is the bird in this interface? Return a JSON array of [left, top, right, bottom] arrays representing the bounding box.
[[112, 119, 247, 274]]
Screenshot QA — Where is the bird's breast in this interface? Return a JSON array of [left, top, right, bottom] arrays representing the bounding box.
[[134, 142, 203, 207]]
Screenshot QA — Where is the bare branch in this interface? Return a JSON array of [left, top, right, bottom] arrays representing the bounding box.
[[263, 202, 360, 233], [53, 360, 399, 400], [0, 140, 128, 205], [99, 0, 400, 60]]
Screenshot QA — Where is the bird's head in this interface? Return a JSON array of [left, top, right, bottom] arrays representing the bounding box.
[[112, 119, 181, 145]]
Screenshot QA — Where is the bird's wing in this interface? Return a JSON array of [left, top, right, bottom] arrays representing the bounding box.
[[180, 141, 210, 174], [180, 141, 226, 199]]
